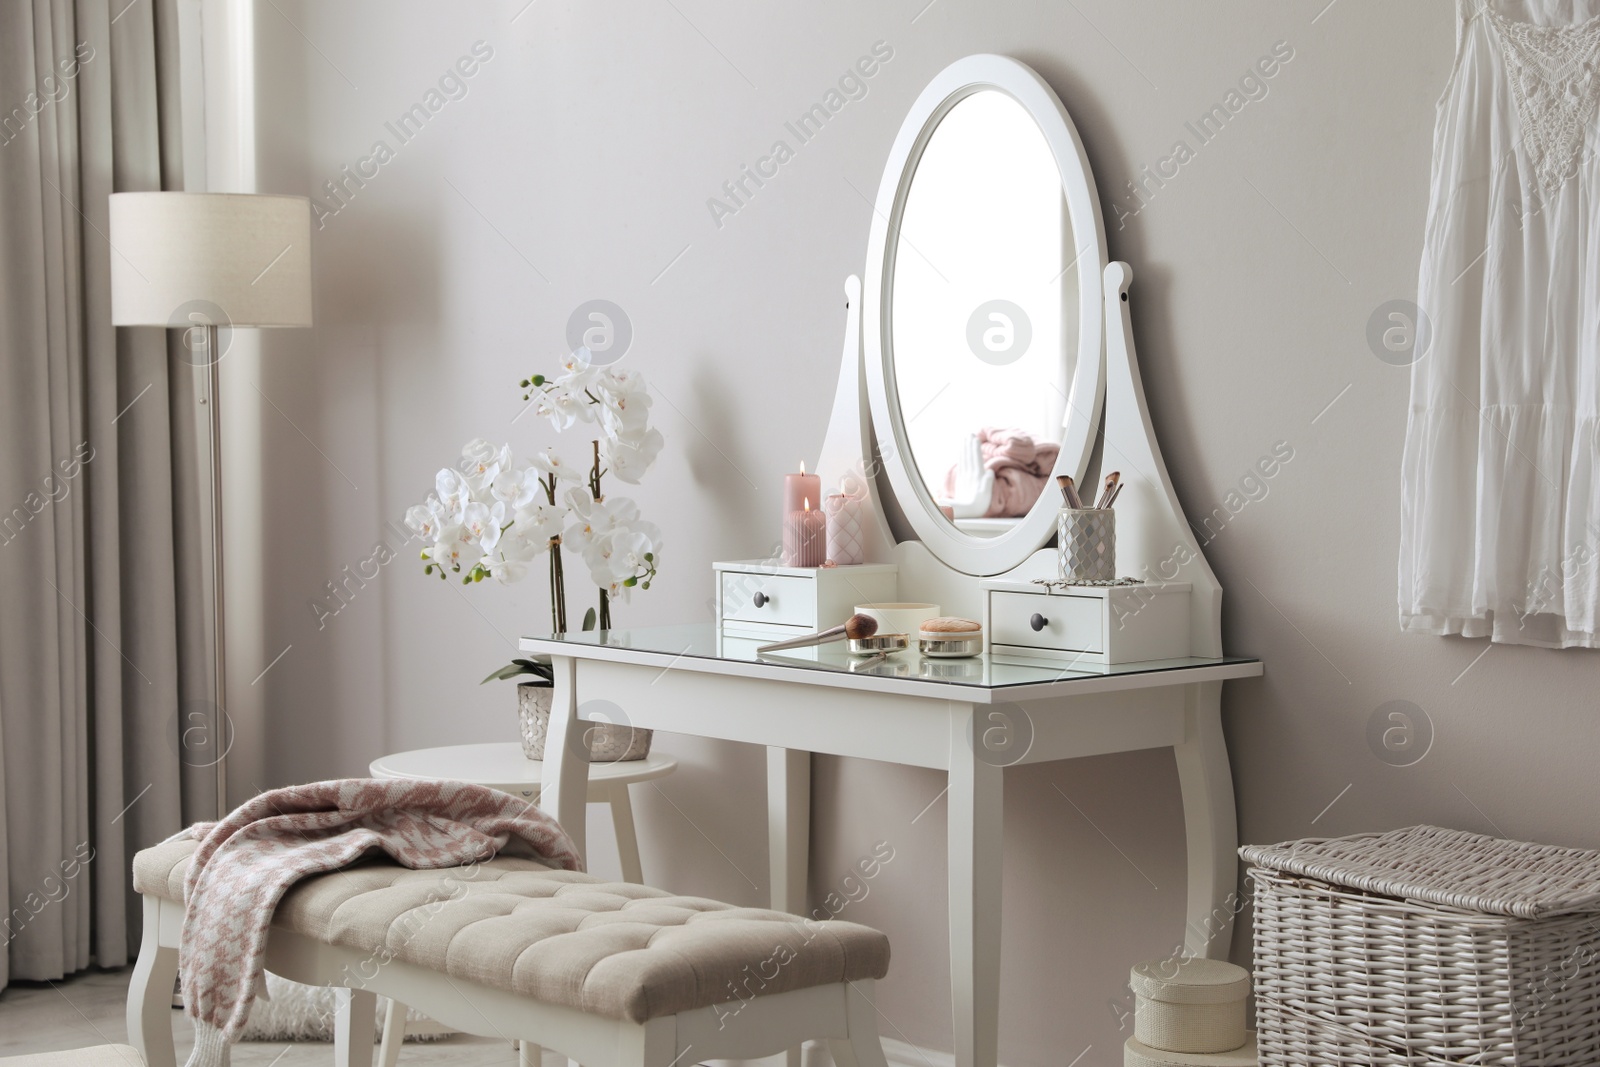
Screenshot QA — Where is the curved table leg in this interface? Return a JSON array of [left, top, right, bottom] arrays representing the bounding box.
[[1174, 680, 1239, 960], [542, 656, 591, 865]]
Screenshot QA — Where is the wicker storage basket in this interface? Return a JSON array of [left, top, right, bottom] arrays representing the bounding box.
[[1241, 825, 1600, 1067]]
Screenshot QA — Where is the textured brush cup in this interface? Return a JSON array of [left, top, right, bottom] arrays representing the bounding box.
[[1059, 508, 1115, 582]]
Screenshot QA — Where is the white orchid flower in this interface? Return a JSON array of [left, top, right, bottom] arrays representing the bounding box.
[[486, 557, 531, 584], [566, 489, 641, 547], [512, 502, 567, 546], [597, 390, 652, 442], [405, 502, 443, 541], [579, 529, 633, 587], [534, 387, 585, 432], [610, 527, 654, 574], [461, 439, 511, 492], [431, 525, 477, 571], [462, 500, 506, 553], [555, 347, 601, 392], [492, 467, 542, 510], [599, 366, 647, 396], [530, 448, 583, 483], [605, 427, 664, 485], [435, 467, 471, 523], [461, 438, 499, 467]]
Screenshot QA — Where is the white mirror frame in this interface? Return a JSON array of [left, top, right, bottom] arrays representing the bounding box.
[[864, 54, 1108, 578]]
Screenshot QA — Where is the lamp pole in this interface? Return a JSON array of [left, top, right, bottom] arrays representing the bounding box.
[[203, 323, 228, 817]]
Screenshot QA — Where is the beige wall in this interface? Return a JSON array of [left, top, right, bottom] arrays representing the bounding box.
[[245, 2, 1600, 1063]]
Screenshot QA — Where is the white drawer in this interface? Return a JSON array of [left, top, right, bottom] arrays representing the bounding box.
[[720, 572, 816, 628], [989, 590, 1104, 654]]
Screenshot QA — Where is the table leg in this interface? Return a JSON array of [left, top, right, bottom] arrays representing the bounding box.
[[766, 747, 810, 912], [768, 746, 810, 1067], [542, 656, 592, 865], [1174, 680, 1238, 960], [609, 783, 644, 884], [949, 711, 1003, 1067]]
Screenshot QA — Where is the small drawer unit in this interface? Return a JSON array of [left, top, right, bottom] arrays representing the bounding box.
[[714, 559, 898, 639], [982, 580, 1191, 665]]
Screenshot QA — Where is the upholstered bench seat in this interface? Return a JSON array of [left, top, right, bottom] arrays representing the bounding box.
[[131, 837, 889, 1025]]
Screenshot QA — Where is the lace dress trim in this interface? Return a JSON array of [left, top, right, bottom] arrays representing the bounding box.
[[1484, 7, 1600, 191]]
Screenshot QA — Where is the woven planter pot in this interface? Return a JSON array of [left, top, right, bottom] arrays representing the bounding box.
[[517, 682, 652, 762]]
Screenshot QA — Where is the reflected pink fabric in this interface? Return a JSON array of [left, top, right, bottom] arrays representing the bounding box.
[[943, 428, 1060, 518]]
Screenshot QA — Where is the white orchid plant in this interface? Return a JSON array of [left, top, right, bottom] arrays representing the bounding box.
[[406, 348, 663, 655]]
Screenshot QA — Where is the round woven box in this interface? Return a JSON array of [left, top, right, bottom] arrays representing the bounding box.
[[1130, 958, 1250, 1055], [1124, 1033, 1256, 1067]]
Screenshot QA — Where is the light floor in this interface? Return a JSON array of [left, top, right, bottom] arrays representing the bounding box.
[[0, 968, 512, 1066]]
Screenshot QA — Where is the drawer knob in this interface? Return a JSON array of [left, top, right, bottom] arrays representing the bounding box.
[[1029, 612, 1048, 632], [752, 592, 770, 608]]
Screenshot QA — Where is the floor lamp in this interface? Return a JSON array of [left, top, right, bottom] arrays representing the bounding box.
[[109, 192, 313, 818]]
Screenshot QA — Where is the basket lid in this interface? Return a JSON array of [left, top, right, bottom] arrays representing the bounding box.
[[1124, 1033, 1256, 1067], [1240, 825, 1600, 919], [1128, 958, 1250, 1004]]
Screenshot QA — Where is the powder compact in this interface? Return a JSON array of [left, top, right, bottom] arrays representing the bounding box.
[[846, 632, 910, 656], [918, 617, 983, 658]]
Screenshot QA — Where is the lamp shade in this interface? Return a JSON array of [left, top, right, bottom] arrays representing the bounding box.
[[108, 192, 313, 328]]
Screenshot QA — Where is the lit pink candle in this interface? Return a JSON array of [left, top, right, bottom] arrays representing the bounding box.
[[783, 496, 826, 568], [782, 462, 821, 521]]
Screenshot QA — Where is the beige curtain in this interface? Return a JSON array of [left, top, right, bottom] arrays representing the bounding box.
[[0, 0, 213, 987]]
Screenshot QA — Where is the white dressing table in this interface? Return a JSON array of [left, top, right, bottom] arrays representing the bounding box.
[[528, 54, 1261, 1067], [522, 627, 1260, 1067]]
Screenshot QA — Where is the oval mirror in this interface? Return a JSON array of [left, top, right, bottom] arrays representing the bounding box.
[[864, 55, 1106, 576]]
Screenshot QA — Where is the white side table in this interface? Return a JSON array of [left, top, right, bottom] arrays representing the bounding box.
[[368, 742, 677, 884]]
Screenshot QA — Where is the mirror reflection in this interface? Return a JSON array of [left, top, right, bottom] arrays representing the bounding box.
[[889, 90, 1076, 538]]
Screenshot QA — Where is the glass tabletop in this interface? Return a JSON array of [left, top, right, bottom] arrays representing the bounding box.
[[521, 623, 1259, 691]]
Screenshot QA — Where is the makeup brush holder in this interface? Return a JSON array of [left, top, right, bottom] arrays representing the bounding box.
[[1058, 508, 1115, 583]]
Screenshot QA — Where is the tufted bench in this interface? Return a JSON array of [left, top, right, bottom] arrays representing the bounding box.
[[128, 838, 890, 1067]]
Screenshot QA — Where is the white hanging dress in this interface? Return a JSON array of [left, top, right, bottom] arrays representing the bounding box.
[[1401, 0, 1600, 647]]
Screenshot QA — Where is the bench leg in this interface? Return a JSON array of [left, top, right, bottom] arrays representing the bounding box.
[[127, 895, 179, 1067], [829, 982, 889, 1067], [334, 987, 377, 1067], [378, 997, 407, 1067]]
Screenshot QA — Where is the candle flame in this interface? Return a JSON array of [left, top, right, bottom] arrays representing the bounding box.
[[800, 460, 807, 475], [803, 497, 811, 512]]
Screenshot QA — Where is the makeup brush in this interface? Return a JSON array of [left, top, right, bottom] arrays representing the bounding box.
[[1057, 475, 1084, 510], [1096, 471, 1121, 509], [1104, 481, 1123, 509], [757, 613, 880, 653]]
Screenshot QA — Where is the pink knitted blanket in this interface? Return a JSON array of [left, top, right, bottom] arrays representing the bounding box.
[[177, 778, 582, 1067]]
